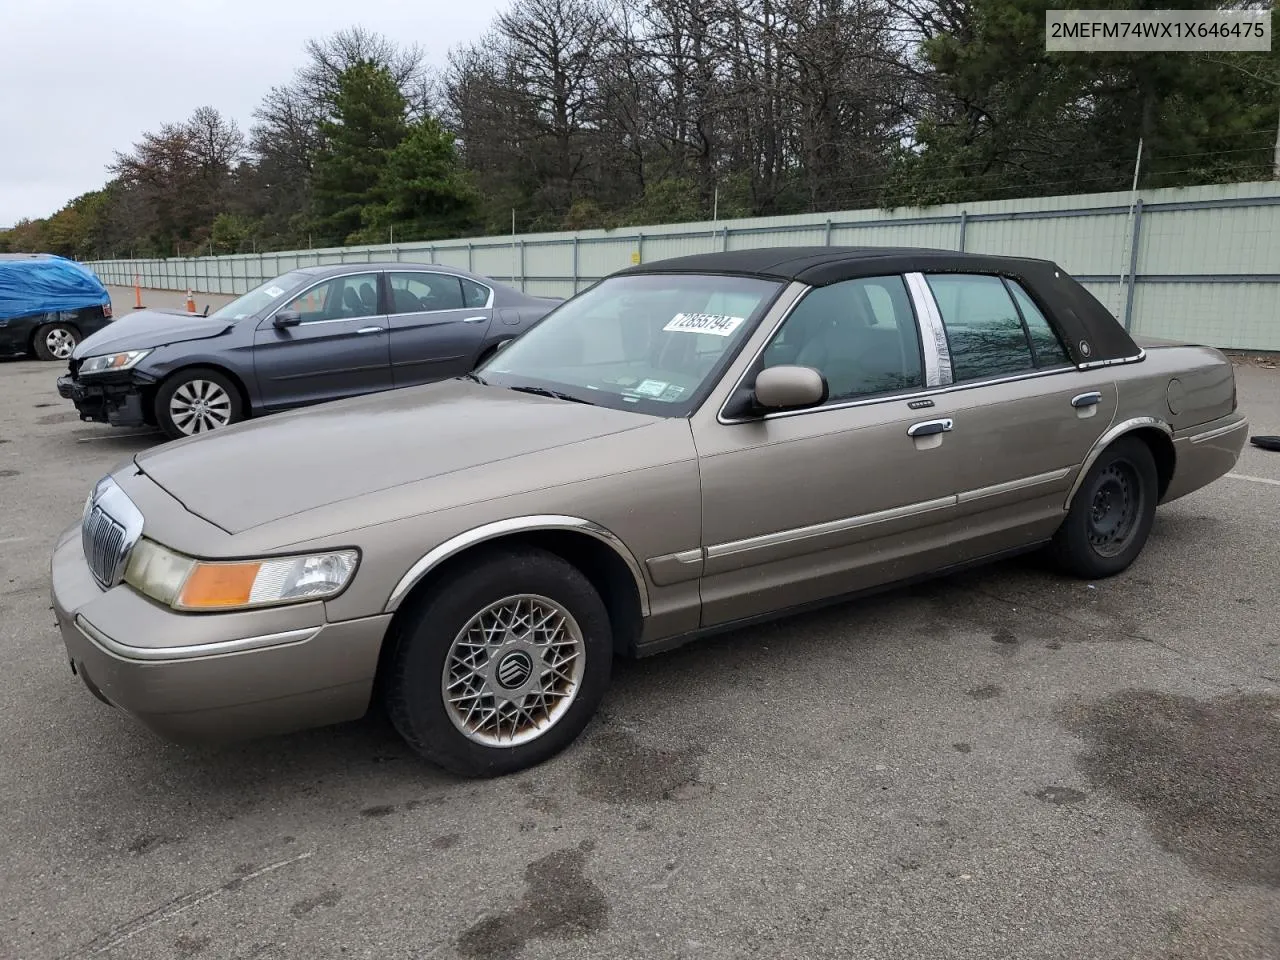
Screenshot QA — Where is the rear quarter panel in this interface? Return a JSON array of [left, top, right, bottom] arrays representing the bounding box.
[[1113, 345, 1236, 432]]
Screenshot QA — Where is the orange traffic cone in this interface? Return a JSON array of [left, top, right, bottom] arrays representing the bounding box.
[[185, 289, 196, 313], [133, 274, 144, 310]]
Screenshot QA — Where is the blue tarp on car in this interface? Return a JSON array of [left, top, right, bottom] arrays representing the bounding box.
[[0, 254, 110, 322]]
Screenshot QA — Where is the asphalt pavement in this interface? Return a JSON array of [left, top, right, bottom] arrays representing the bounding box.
[[0, 353, 1276, 960]]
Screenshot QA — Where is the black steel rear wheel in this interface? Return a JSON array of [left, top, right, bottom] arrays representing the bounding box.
[[1049, 436, 1158, 579]]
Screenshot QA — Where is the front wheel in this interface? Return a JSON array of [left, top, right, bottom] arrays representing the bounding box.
[[384, 546, 613, 777], [155, 368, 244, 439], [32, 323, 79, 361], [1049, 436, 1158, 579]]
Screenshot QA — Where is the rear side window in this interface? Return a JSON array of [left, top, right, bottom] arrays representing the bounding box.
[[925, 274, 1034, 382], [460, 277, 491, 308], [1006, 280, 1070, 367], [389, 273, 465, 313]]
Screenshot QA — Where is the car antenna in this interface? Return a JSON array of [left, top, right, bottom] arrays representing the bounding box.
[[202, 304, 210, 317]]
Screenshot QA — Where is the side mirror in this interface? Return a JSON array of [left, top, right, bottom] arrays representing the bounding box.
[[753, 365, 828, 411], [273, 309, 302, 329]]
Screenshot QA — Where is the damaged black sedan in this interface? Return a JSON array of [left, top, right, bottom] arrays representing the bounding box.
[[58, 262, 558, 439]]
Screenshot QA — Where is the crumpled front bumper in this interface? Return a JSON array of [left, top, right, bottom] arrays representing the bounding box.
[[57, 374, 149, 427]]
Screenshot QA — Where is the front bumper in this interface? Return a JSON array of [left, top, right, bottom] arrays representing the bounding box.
[[57, 373, 151, 427], [50, 524, 390, 743]]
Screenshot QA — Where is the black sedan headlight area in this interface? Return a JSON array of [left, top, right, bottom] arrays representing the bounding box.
[[77, 349, 152, 376]]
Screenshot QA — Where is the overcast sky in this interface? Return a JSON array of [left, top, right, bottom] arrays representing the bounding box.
[[1, 0, 505, 227]]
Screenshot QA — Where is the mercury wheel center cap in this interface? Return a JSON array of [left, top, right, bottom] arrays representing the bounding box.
[[495, 650, 534, 690]]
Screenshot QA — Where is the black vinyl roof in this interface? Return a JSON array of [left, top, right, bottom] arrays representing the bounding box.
[[617, 246, 1051, 285], [620, 245, 1141, 366]]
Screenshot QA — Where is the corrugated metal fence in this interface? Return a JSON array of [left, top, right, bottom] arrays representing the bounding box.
[[87, 180, 1280, 351]]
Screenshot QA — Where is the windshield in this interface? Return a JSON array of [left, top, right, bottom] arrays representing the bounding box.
[[208, 271, 312, 321], [479, 273, 783, 416]]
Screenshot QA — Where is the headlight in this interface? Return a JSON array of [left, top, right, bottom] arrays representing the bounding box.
[[123, 539, 358, 611], [78, 350, 152, 375]]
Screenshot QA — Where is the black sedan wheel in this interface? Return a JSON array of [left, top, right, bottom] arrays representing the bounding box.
[[32, 323, 79, 361], [384, 546, 613, 778], [155, 368, 244, 440], [1049, 436, 1158, 579]]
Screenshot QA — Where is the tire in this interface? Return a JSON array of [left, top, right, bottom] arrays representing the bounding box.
[[1049, 436, 1158, 579], [32, 323, 79, 361], [384, 546, 613, 778], [155, 368, 244, 440]]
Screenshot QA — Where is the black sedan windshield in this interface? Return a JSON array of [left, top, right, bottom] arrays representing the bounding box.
[[479, 273, 782, 416], [208, 271, 312, 322]]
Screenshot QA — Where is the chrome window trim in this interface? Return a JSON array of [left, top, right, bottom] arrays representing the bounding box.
[[1063, 415, 1173, 508], [76, 615, 318, 661], [389, 269, 495, 311], [1076, 349, 1147, 370], [903, 272, 952, 387], [384, 515, 650, 615], [262, 270, 385, 326]]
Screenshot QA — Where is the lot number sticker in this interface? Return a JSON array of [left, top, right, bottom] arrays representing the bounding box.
[[663, 312, 746, 336]]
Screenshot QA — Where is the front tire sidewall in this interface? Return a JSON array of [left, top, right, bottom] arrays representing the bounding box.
[[155, 369, 243, 440], [386, 548, 613, 778], [1053, 437, 1158, 578]]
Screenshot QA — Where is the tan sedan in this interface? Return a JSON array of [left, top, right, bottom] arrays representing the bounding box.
[[51, 247, 1248, 776]]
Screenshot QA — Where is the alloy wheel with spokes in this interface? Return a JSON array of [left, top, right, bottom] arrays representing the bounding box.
[[33, 323, 79, 361], [46, 327, 77, 359], [443, 594, 586, 747], [169, 379, 233, 435], [384, 546, 613, 778], [155, 368, 244, 440]]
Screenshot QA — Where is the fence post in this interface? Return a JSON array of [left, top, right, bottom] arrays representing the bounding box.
[[467, 242, 473, 271], [722, 226, 729, 252], [1122, 199, 1144, 331], [957, 211, 968, 252], [637, 232, 644, 264], [825, 218, 832, 245], [429, 245, 436, 264], [572, 236, 579, 293], [518, 241, 526, 292]]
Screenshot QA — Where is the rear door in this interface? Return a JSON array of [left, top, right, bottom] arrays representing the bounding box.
[[907, 271, 1118, 536], [386, 271, 494, 386], [253, 272, 392, 410]]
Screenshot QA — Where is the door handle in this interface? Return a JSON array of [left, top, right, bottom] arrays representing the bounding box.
[[907, 418, 954, 438], [461, 315, 488, 324], [1071, 391, 1102, 408], [356, 326, 383, 334]]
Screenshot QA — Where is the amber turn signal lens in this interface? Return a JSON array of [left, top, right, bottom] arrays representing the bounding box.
[[177, 562, 263, 609]]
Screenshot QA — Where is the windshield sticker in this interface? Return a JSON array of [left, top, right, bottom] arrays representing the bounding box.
[[659, 384, 685, 402], [632, 379, 669, 398], [663, 312, 746, 337], [264, 285, 285, 298]]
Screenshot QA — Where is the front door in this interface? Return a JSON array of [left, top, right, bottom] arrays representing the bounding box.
[[691, 274, 964, 626], [386, 271, 494, 386], [912, 272, 1118, 542], [253, 272, 392, 410]]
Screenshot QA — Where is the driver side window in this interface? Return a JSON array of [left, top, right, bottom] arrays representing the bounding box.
[[282, 273, 378, 322], [763, 275, 924, 403]]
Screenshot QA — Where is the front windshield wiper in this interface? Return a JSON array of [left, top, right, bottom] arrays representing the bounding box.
[[507, 385, 594, 405], [461, 372, 488, 385]]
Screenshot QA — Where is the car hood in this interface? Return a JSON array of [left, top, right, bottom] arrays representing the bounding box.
[[133, 379, 655, 534], [72, 309, 232, 359]]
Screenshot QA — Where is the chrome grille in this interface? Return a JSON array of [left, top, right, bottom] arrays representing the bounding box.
[[80, 478, 144, 589], [83, 506, 127, 587]]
